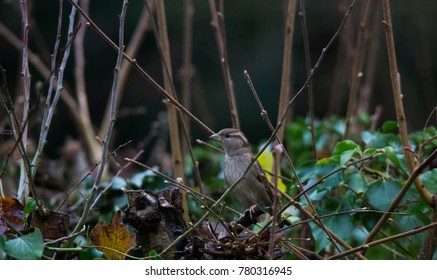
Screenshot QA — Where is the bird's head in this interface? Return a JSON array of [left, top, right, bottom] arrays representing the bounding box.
[[209, 128, 250, 156]]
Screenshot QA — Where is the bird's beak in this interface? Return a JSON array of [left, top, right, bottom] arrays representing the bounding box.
[[209, 132, 222, 142]]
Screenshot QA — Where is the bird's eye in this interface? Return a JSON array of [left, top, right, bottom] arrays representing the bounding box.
[[225, 133, 230, 139]]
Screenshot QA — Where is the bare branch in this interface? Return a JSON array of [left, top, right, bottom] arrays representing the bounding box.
[[72, 0, 129, 234], [381, 0, 433, 207], [208, 0, 240, 129]]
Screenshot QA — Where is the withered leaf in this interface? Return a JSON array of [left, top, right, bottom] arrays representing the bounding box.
[[89, 211, 136, 260], [0, 197, 25, 234], [29, 211, 70, 240]]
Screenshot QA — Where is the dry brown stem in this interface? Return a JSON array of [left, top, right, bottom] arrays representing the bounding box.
[[208, 0, 240, 129], [381, 0, 433, 206], [344, 0, 373, 138], [155, 0, 188, 222], [277, 0, 297, 143]]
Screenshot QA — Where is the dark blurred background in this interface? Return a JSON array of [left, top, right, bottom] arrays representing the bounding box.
[[1, 0, 436, 158]]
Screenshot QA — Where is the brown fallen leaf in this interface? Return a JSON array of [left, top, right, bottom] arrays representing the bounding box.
[[0, 197, 25, 234], [90, 211, 136, 260], [29, 210, 70, 240]]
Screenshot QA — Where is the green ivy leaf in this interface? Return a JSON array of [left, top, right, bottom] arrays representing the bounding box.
[[345, 172, 367, 193], [382, 120, 398, 133], [420, 169, 437, 194], [79, 248, 105, 260], [361, 131, 374, 145], [128, 170, 166, 190], [365, 179, 401, 211], [324, 214, 354, 240], [358, 111, 371, 127], [296, 160, 318, 182], [129, 170, 155, 187], [340, 149, 359, 166], [148, 250, 164, 260], [352, 226, 368, 244], [307, 187, 329, 202], [363, 147, 377, 156], [297, 161, 344, 201], [315, 157, 332, 166], [0, 235, 6, 260], [384, 146, 406, 174], [5, 228, 44, 260], [111, 176, 127, 190], [24, 197, 37, 215], [331, 140, 361, 166], [309, 221, 329, 253], [397, 214, 425, 232], [310, 213, 354, 253], [369, 132, 389, 148], [396, 214, 426, 250], [332, 140, 360, 156], [317, 170, 344, 193]]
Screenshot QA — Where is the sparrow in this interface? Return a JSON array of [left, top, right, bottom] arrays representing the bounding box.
[[209, 128, 278, 216]]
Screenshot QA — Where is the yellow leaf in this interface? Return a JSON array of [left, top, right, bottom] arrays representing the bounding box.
[[258, 151, 287, 192], [90, 211, 136, 260], [316, 157, 331, 166]]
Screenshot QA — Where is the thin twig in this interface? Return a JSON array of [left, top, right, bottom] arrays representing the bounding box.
[[74, 0, 91, 121], [243, 70, 284, 256], [418, 107, 437, 161], [344, 0, 372, 138], [195, 139, 223, 153], [89, 150, 144, 211], [145, 2, 202, 193], [277, 0, 296, 143], [47, 245, 146, 260], [153, 0, 192, 222], [382, 0, 433, 206], [298, 0, 317, 159], [98, 0, 155, 139], [0, 21, 103, 167], [55, 161, 99, 211], [283, 194, 367, 260], [1, 100, 42, 214], [125, 158, 238, 242], [328, 221, 437, 260], [0, 180, 4, 197], [72, 0, 128, 234], [125, 158, 241, 216], [418, 206, 437, 259], [0, 66, 21, 179], [44, 225, 86, 245], [44, 0, 63, 132], [280, 0, 358, 132], [180, 0, 203, 191], [361, 146, 437, 255], [208, 0, 240, 129], [359, 2, 380, 115], [153, 1, 185, 169], [270, 0, 359, 215], [244, 70, 344, 257], [66, 0, 213, 135], [293, 150, 381, 202], [181, 0, 194, 132], [284, 207, 408, 233], [271, 0, 297, 257], [17, 0, 31, 203], [31, 0, 76, 182]]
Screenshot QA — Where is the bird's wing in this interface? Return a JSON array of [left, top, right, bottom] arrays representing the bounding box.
[[254, 160, 275, 203]]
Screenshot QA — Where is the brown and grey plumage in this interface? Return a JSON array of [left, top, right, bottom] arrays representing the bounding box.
[[211, 128, 312, 254], [209, 128, 275, 210]]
